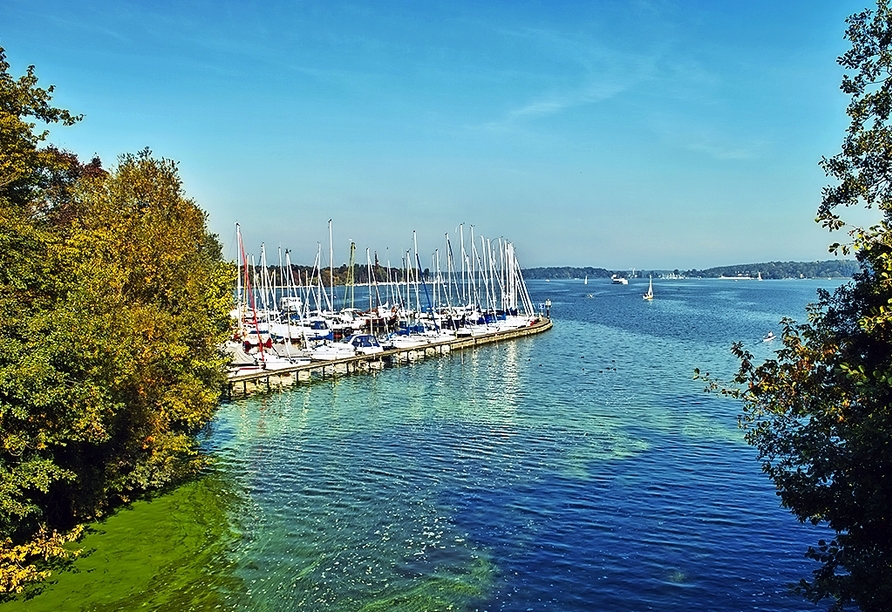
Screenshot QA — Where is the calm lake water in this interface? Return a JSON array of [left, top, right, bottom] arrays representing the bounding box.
[[4, 278, 845, 611]]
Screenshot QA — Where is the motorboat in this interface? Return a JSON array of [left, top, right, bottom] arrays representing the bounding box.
[[310, 342, 356, 361], [345, 333, 384, 355], [385, 334, 429, 349], [310, 334, 383, 360]]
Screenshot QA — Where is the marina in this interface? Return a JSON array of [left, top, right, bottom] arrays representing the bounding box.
[[226, 222, 549, 396], [225, 315, 553, 397]]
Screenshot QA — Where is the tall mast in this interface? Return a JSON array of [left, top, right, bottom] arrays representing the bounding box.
[[372, 251, 382, 309], [469, 226, 477, 309], [386, 256, 394, 307], [328, 219, 334, 313], [366, 248, 373, 311], [459, 224, 466, 305], [499, 238, 506, 311], [446, 233, 460, 309], [239, 230, 265, 363], [405, 250, 411, 314], [277, 245, 285, 311], [251, 253, 260, 312], [413, 230, 421, 313], [259, 244, 274, 330], [345, 240, 356, 310], [488, 237, 503, 312], [236, 223, 244, 336], [311, 245, 323, 312], [434, 249, 440, 310]]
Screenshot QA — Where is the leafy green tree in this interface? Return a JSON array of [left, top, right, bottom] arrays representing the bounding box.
[[0, 47, 233, 593], [699, 3, 892, 610], [0, 48, 81, 209], [0, 47, 88, 591]]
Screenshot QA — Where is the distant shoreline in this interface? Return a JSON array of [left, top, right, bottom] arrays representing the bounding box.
[[521, 260, 858, 281]]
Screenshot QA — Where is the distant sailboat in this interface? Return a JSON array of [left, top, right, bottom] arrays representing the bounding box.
[[584, 275, 588, 285], [643, 276, 654, 301]]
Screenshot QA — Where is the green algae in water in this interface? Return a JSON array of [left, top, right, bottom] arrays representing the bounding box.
[[0, 476, 241, 612], [358, 556, 494, 612]]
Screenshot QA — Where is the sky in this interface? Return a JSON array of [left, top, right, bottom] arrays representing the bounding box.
[[0, 0, 878, 269]]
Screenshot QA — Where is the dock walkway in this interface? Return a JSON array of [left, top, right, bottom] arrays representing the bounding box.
[[225, 317, 553, 398]]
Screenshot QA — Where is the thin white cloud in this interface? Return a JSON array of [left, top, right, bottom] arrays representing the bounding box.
[[483, 80, 631, 130], [474, 24, 662, 131]]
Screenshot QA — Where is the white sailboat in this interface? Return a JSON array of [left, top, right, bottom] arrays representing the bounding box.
[[643, 276, 654, 300]]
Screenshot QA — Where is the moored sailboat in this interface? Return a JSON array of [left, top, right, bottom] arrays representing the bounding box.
[[228, 221, 546, 376]]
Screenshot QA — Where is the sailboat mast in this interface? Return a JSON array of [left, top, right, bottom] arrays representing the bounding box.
[[469, 225, 476, 308], [386, 257, 394, 307], [404, 251, 411, 314], [434, 249, 441, 311], [366, 248, 373, 311], [236, 223, 244, 336], [344, 240, 356, 310], [328, 219, 335, 314], [239, 231, 265, 362], [460, 224, 466, 305], [413, 230, 421, 314]]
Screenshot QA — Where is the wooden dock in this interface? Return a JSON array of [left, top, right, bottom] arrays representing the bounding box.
[[224, 317, 553, 398]]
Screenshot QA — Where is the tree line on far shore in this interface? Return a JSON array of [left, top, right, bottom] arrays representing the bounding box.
[[521, 259, 859, 280]]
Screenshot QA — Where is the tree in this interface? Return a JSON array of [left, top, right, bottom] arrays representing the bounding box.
[[698, 3, 892, 610], [0, 48, 233, 593], [0, 48, 81, 209]]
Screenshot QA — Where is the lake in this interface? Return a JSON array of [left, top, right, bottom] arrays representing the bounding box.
[[3, 277, 844, 611]]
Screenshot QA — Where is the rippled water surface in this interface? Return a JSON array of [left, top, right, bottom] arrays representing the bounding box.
[[5, 278, 845, 611]]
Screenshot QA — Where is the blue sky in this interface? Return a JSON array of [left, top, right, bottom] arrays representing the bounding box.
[[0, 0, 875, 269]]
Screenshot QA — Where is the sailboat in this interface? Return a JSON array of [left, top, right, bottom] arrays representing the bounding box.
[[643, 276, 654, 301], [584, 275, 588, 285]]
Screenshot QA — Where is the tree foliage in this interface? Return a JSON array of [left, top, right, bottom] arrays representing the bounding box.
[[519, 266, 612, 280], [698, 4, 892, 611], [519, 261, 858, 280], [0, 47, 233, 592], [0, 48, 81, 208], [683, 260, 859, 279]]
